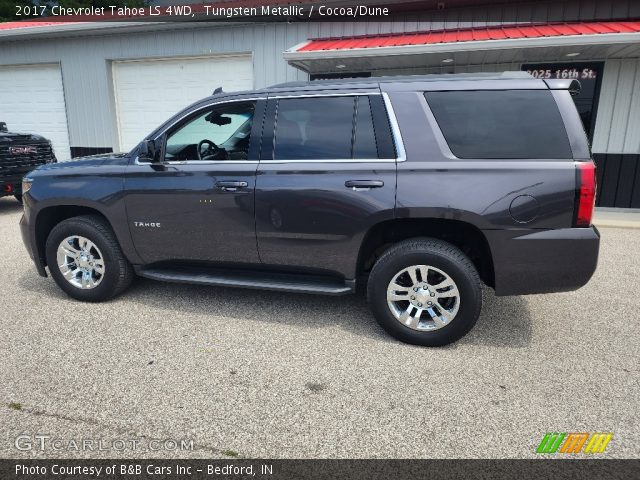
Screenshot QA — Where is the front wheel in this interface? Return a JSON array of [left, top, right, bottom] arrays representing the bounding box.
[[45, 215, 134, 302], [367, 238, 482, 346]]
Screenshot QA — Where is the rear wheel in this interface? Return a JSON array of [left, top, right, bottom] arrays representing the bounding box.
[[14, 194, 23, 205], [367, 238, 482, 346], [45, 215, 133, 302]]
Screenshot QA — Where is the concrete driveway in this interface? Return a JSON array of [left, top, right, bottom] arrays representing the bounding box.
[[0, 197, 638, 459]]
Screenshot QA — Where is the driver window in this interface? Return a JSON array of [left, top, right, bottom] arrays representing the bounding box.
[[164, 101, 255, 161]]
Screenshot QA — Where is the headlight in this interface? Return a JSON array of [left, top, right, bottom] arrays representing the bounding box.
[[22, 177, 33, 195]]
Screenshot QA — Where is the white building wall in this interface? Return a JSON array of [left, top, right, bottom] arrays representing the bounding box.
[[0, 23, 311, 151], [592, 58, 640, 154]]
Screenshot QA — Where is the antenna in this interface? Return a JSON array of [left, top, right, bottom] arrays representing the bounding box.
[[213, 87, 223, 95]]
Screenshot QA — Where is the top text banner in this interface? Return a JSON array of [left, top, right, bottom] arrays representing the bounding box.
[[11, 3, 399, 22], [7, 1, 625, 24]]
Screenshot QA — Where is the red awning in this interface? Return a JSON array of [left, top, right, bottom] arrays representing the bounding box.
[[296, 21, 640, 52]]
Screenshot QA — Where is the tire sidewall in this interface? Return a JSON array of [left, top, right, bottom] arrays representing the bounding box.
[[368, 246, 481, 346], [46, 219, 122, 302]]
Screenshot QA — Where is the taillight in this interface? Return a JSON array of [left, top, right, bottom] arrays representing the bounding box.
[[574, 162, 596, 227]]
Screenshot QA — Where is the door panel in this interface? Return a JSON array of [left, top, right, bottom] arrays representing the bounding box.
[[255, 94, 397, 279], [124, 162, 258, 264], [255, 163, 396, 278], [123, 99, 263, 265]]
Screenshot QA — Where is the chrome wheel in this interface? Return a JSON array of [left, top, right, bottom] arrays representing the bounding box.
[[386, 264, 460, 331], [56, 236, 105, 289]]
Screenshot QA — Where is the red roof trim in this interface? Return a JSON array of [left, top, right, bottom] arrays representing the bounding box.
[[0, 21, 75, 31], [297, 20, 640, 52]]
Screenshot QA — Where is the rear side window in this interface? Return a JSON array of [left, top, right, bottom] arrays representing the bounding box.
[[424, 90, 572, 159], [270, 95, 395, 160], [274, 97, 353, 160]]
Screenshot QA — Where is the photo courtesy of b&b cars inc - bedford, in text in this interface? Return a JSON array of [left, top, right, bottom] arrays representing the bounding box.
[[0, 0, 638, 479]]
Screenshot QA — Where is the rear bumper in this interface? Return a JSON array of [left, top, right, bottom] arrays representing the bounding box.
[[485, 226, 600, 296]]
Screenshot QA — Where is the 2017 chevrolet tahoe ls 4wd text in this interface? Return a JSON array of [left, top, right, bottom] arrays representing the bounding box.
[[20, 73, 599, 346]]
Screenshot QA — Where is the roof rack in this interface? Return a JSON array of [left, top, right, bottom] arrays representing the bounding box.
[[269, 71, 534, 89]]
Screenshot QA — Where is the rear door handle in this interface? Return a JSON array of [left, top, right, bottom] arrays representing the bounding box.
[[216, 180, 248, 192], [345, 180, 384, 190]]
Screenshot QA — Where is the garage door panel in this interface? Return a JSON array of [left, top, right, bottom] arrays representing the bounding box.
[[0, 64, 71, 161], [113, 55, 253, 151]]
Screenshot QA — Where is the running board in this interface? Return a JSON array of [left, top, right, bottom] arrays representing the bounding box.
[[135, 267, 355, 296]]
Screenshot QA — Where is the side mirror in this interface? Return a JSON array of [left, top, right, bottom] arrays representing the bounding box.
[[138, 139, 159, 163], [0, 122, 7, 133]]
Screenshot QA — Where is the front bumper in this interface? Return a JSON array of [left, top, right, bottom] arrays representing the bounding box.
[[20, 210, 47, 277], [485, 226, 600, 296]]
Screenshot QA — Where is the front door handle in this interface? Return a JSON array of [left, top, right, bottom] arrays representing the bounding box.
[[345, 180, 384, 190], [216, 180, 248, 192]]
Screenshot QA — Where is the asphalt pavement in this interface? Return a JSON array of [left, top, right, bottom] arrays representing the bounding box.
[[0, 197, 638, 459]]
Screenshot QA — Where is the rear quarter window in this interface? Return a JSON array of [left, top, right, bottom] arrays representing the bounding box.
[[424, 90, 573, 159]]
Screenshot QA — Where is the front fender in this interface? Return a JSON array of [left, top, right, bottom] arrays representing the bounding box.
[[25, 168, 142, 268]]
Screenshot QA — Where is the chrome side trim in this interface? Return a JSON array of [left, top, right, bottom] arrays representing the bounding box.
[[136, 157, 395, 165], [167, 160, 258, 165], [258, 159, 396, 164], [135, 156, 259, 166], [382, 92, 407, 162]]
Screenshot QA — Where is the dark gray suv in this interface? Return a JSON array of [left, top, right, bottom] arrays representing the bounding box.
[[20, 72, 599, 346]]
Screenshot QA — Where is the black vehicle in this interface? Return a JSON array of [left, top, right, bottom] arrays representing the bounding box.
[[20, 73, 599, 346], [0, 121, 57, 204]]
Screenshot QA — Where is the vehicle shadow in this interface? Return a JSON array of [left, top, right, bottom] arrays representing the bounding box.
[[461, 288, 533, 349], [0, 197, 23, 214], [18, 270, 533, 349]]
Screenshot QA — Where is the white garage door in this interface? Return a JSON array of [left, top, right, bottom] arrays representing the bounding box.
[[113, 55, 253, 152], [0, 64, 71, 161]]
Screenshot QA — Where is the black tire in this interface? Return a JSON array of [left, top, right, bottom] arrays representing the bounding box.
[[14, 194, 23, 205], [367, 238, 482, 346], [45, 215, 134, 302]]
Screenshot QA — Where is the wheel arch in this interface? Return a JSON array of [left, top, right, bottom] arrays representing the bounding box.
[[357, 218, 495, 288], [33, 205, 130, 269]]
